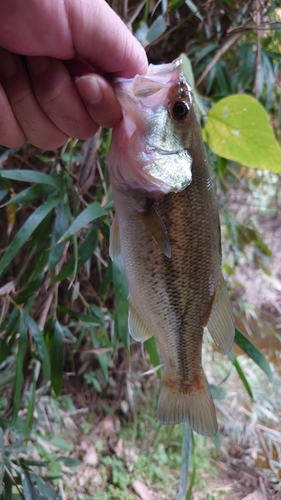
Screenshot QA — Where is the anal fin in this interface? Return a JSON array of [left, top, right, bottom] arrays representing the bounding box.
[[157, 372, 217, 436], [129, 300, 154, 342], [109, 214, 121, 261], [206, 272, 235, 355], [139, 200, 171, 258]]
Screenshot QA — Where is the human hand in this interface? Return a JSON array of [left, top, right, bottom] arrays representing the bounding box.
[[0, 0, 148, 150]]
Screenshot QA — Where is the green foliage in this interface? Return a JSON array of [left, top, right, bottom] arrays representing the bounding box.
[[204, 94, 281, 172]]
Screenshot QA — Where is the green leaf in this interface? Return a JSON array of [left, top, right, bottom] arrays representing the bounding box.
[[0, 169, 60, 190], [26, 315, 50, 383], [0, 196, 59, 277], [48, 200, 70, 275], [59, 202, 107, 241], [51, 321, 64, 397], [232, 353, 254, 401], [146, 15, 167, 44], [179, 52, 195, 88], [12, 312, 28, 423], [112, 256, 129, 351], [209, 384, 227, 400], [176, 422, 193, 500], [22, 469, 40, 500], [57, 306, 102, 326], [234, 327, 272, 380], [185, 0, 203, 21], [0, 308, 20, 363], [204, 95, 281, 173], [4, 184, 54, 206], [0, 427, 4, 494], [26, 369, 36, 429], [145, 337, 161, 378]]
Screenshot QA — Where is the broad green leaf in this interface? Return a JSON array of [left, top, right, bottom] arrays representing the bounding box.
[[4, 184, 54, 206], [12, 313, 28, 423], [0, 427, 4, 493], [0, 196, 59, 277], [48, 200, 70, 274], [234, 327, 272, 380], [0, 169, 60, 190], [22, 469, 40, 500], [112, 256, 129, 351], [26, 315, 50, 383], [59, 202, 107, 241], [185, 0, 203, 21], [51, 321, 64, 397], [232, 353, 254, 401], [50, 224, 98, 284], [204, 95, 281, 173], [146, 15, 167, 44], [145, 337, 161, 378], [179, 52, 195, 88]]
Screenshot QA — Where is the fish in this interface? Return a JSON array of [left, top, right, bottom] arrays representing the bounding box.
[[107, 59, 234, 436]]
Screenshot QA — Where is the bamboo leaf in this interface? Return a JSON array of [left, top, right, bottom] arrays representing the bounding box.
[[234, 327, 272, 380], [51, 321, 64, 397], [26, 369, 36, 429], [4, 184, 54, 206], [146, 15, 167, 44], [0, 169, 60, 190], [145, 337, 161, 378], [0, 196, 59, 277], [112, 256, 129, 351], [22, 469, 40, 500], [57, 306, 102, 326], [204, 95, 281, 173], [176, 422, 193, 500], [0, 309, 20, 363], [50, 215, 98, 285], [229, 350, 254, 400], [48, 200, 70, 275], [26, 316, 50, 383], [59, 202, 107, 241], [12, 312, 28, 423]]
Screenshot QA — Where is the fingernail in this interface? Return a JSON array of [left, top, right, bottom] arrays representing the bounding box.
[[75, 75, 103, 104], [27, 56, 50, 76]]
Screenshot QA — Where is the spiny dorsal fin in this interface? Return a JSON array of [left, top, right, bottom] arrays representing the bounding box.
[[129, 300, 154, 342], [109, 214, 121, 261], [140, 200, 171, 258], [206, 272, 235, 355]]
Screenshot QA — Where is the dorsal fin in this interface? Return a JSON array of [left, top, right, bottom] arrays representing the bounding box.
[[109, 214, 121, 261], [206, 272, 235, 355], [139, 200, 171, 258]]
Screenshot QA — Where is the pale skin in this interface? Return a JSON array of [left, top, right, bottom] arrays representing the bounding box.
[[0, 0, 148, 149]]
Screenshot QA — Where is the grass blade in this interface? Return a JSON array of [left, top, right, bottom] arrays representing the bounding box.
[[59, 202, 107, 241], [4, 184, 54, 206], [12, 312, 28, 423], [0, 196, 59, 277], [51, 321, 64, 397], [48, 200, 70, 274], [230, 351, 254, 401], [0, 169, 61, 190], [176, 422, 193, 500], [22, 469, 40, 500], [26, 315, 50, 383], [145, 337, 161, 378], [112, 256, 129, 351], [234, 327, 272, 380]]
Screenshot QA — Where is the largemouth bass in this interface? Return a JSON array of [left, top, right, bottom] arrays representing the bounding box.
[[108, 59, 234, 436]]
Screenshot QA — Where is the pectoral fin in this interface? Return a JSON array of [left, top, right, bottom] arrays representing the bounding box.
[[109, 214, 121, 260], [140, 200, 171, 258], [206, 273, 235, 355], [128, 300, 154, 342]]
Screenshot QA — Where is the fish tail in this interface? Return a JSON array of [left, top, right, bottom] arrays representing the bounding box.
[[157, 372, 217, 436]]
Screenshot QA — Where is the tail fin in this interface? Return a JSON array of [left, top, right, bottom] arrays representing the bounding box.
[[157, 373, 217, 436]]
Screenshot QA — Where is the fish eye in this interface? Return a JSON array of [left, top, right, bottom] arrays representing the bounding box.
[[171, 100, 189, 121]]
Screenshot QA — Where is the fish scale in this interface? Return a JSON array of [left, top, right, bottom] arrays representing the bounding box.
[[108, 59, 234, 436]]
